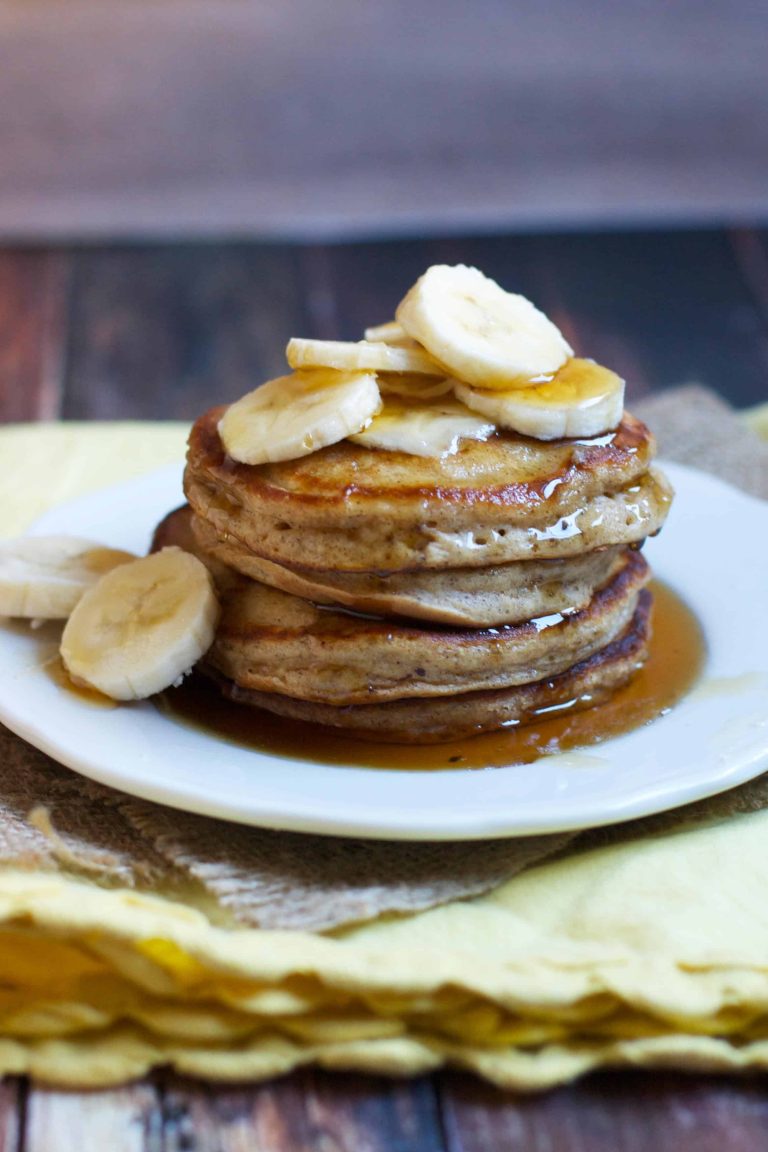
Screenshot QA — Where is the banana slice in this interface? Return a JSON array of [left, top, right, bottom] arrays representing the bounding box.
[[286, 338, 440, 375], [219, 370, 381, 465], [377, 372, 454, 400], [0, 536, 136, 619], [363, 321, 414, 346], [396, 264, 572, 390], [349, 398, 494, 458], [60, 547, 220, 701], [454, 358, 625, 441]]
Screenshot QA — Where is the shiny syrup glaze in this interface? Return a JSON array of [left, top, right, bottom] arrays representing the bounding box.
[[197, 368, 650, 506], [46, 655, 117, 708], [155, 580, 706, 770]]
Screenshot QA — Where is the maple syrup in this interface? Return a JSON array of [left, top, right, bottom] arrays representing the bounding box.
[[45, 655, 117, 708], [156, 580, 705, 770]]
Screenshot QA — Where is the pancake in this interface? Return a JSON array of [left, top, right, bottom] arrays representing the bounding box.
[[204, 591, 651, 743], [185, 406, 671, 571], [191, 511, 629, 627], [153, 507, 649, 706]]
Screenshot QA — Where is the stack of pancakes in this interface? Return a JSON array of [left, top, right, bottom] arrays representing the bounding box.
[[151, 406, 672, 743]]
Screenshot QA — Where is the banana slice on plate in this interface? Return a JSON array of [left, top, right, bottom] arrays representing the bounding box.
[[286, 338, 439, 375], [396, 264, 572, 390], [377, 372, 454, 400], [60, 547, 220, 701], [454, 358, 625, 441], [363, 321, 414, 346], [349, 398, 494, 458], [0, 536, 136, 619], [219, 370, 381, 465]]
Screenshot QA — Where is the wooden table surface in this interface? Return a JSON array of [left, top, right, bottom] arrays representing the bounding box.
[[1, 2, 768, 239], [1, 227, 767, 1149]]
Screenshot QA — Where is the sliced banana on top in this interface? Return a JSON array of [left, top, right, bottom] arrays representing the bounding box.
[[219, 370, 381, 465], [0, 536, 136, 619], [211, 264, 627, 462], [396, 264, 572, 390], [454, 358, 625, 441], [349, 398, 495, 458], [60, 547, 220, 701], [286, 338, 440, 375], [363, 321, 414, 346]]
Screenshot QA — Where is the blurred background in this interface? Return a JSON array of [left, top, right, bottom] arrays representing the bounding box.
[[0, 0, 767, 426], [0, 0, 766, 240]]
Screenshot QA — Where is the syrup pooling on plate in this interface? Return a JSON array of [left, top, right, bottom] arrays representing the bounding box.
[[45, 655, 117, 709], [156, 581, 706, 770]]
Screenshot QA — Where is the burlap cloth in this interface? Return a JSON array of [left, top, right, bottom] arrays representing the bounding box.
[[0, 384, 765, 1089]]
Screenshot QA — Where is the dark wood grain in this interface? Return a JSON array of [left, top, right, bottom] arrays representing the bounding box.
[[161, 1070, 445, 1152], [0, 250, 69, 422], [426, 230, 768, 407], [63, 246, 308, 420], [298, 230, 768, 409], [0, 1079, 22, 1152], [0, 2, 767, 239], [440, 1071, 768, 1152], [24, 1083, 162, 1152], [730, 229, 768, 349], [61, 230, 768, 425], [299, 241, 439, 341]]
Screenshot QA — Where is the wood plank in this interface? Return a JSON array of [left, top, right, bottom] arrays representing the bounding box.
[[24, 1082, 163, 1152], [161, 1070, 446, 1152], [304, 229, 768, 408], [63, 245, 307, 420], [0, 1078, 23, 1152], [299, 241, 438, 340], [729, 228, 768, 350], [0, 250, 69, 423], [418, 230, 768, 408], [62, 230, 768, 421], [439, 1071, 768, 1152], [0, 3, 766, 239], [304, 1072, 445, 1152]]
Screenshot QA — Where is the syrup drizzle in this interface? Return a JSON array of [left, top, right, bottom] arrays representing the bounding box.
[[156, 580, 706, 771]]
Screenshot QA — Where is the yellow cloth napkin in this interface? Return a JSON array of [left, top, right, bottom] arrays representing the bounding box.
[[0, 422, 189, 539], [746, 400, 768, 440], [0, 415, 767, 1090]]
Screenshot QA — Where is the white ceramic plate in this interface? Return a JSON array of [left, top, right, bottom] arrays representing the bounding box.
[[0, 461, 766, 841]]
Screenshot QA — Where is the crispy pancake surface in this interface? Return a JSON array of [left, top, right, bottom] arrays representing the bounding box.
[[185, 406, 669, 571]]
